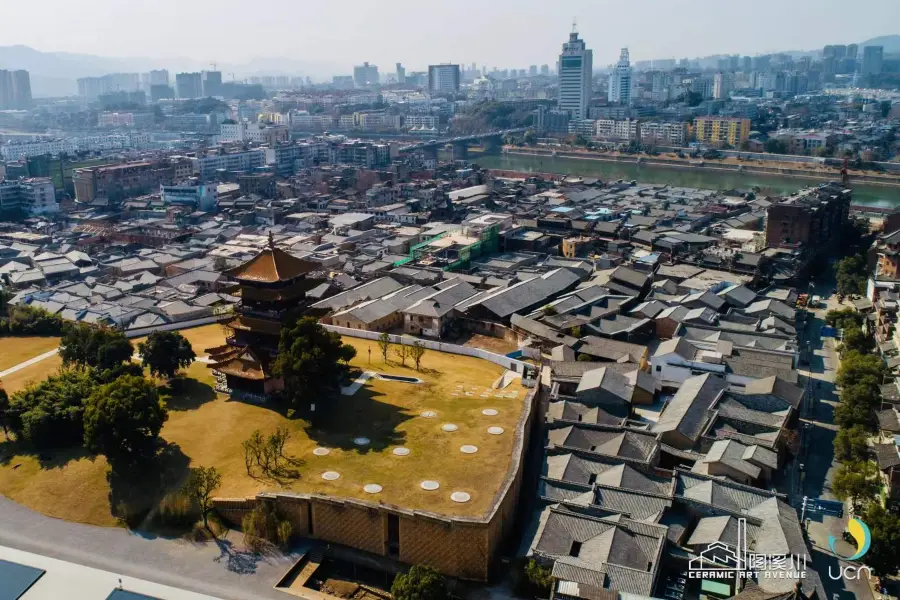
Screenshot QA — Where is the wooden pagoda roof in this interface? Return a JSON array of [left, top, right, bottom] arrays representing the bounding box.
[[224, 235, 317, 284], [209, 347, 272, 381], [229, 314, 283, 336]]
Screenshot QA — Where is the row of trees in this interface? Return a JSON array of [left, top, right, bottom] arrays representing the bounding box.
[[827, 309, 900, 577], [0, 304, 66, 337], [377, 332, 427, 370]]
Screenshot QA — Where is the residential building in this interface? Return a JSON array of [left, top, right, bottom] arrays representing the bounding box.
[[175, 72, 203, 99], [73, 160, 185, 204], [0, 69, 32, 109], [694, 116, 750, 147], [353, 62, 379, 87], [595, 118, 639, 141], [607, 48, 632, 105], [97, 111, 154, 128], [202, 71, 223, 97], [76, 73, 140, 100], [713, 72, 731, 99], [764, 183, 851, 250], [861, 45, 884, 76], [219, 121, 289, 144], [0, 177, 58, 215], [557, 28, 593, 120], [191, 148, 267, 180], [396, 62, 406, 84], [160, 183, 218, 211], [428, 64, 461, 94], [147, 69, 169, 86], [640, 121, 688, 146]]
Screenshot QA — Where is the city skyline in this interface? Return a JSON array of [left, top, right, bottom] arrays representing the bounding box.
[[1, 0, 899, 78]]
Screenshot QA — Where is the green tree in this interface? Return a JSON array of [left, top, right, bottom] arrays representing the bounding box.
[[391, 565, 449, 600], [832, 461, 879, 507], [183, 466, 222, 531], [835, 254, 868, 297], [83, 374, 168, 464], [273, 317, 357, 410], [394, 342, 409, 367], [764, 138, 789, 154], [834, 424, 871, 463], [862, 504, 900, 577], [834, 383, 879, 428], [520, 559, 553, 597], [138, 331, 196, 379], [377, 332, 392, 363], [523, 129, 537, 146], [60, 324, 134, 370], [842, 327, 874, 354], [836, 351, 885, 390], [7, 369, 97, 448], [825, 308, 863, 329]]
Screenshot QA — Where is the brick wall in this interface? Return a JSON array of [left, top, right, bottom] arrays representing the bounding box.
[[311, 499, 385, 556]]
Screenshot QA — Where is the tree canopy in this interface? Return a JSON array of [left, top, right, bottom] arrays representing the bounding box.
[[273, 317, 357, 410], [391, 565, 449, 600], [83, 374, 168, 464], [60, 324, 134, 371], [138, 331, 196, 379], [832, 461, 880, 507], [7, 369, 97, 448], [0, 304, 65, 336], [835, 254, 868, 297], [862, 504, 900, 577]]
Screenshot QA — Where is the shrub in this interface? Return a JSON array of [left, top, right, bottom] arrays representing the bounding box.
[[0, 305, 65, 337], [154, 491, 200, 530]]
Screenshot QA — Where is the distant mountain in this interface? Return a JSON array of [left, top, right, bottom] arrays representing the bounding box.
[[860, 35, 900, 54], [0, 45, 346, 97]]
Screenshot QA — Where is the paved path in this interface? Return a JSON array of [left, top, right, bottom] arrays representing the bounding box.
[[0, 348, 58, 378], [0, 496, 299, 600], [341, 371, 375, 395]]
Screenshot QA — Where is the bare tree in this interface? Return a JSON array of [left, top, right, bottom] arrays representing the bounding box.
[[394, 342, 409, 367], [377, 332, 391, 363], [410, 341, 426, 371]]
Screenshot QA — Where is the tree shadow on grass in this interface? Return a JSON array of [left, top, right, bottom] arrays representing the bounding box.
[[107, 439, 191, 533], [303, 387, 412, 454], [0, 437, 97, 470], [160, 376, 217, 411]]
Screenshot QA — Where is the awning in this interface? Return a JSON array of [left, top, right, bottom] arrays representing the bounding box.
[[701, 579, 732, 597]]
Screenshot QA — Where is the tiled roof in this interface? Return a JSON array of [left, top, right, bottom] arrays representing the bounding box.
[[225, 245, 316, 283]]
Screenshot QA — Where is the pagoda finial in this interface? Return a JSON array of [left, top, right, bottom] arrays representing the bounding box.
[[267, 230, 275, 250]]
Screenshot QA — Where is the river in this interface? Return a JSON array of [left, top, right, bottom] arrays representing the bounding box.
[[475, 153, 900, 208]]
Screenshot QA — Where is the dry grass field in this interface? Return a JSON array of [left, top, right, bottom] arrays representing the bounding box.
[[0, 337, 60, 372], [0, 332, 528, 526]]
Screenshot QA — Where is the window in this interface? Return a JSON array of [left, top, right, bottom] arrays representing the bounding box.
[[655, 365, 661, 372], [588, 473, 597, 485], [569, 541, 582, 557]]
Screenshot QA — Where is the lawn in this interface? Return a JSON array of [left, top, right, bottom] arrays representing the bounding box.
[[0, 335, 528, 526], [132, 323, 228, 357], [0, 337, 60, 372], [0, 354, 63, 394]]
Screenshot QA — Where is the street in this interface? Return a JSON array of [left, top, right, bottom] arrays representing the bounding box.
[[795, 287, 875, 600]]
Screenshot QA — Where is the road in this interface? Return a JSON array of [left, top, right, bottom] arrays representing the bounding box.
[[0, 495, 301, 600], [795, 286, 875, 600]]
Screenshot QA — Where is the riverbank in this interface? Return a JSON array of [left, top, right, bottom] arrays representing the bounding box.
[[473, 152, 900, 208], [499, 147, 900, 188]]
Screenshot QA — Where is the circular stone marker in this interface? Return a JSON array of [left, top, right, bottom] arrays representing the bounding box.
[[482, 408, 499, 416], [392, 447, 411, 456], [421, 410, 437, 418], [460, 445, 479, 454], [487, 426, 505, 435], [353, 437, 370, 446], [441, 423, 459, 432], [322, 471, 341, 481], [451, 492, 471, 503], [313, 447, 330, 456], [420, 480, 440, 491], [364, 484, 383, 494]]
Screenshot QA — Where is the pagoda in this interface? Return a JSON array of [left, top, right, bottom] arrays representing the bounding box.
[[208, 233, 321, 399]]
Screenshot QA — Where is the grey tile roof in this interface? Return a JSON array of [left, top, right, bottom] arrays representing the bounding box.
[[548, 400, 628, 426], [310, 276, 405, 311], [547, 426, 658, 464], [466, 268, 581, 319], [652, 374, 726, 442]]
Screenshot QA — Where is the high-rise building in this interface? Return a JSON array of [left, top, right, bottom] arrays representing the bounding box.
[[0, 71, 12, 109], [529, 65, 538, 77], [607, 48, 632, 105], [713, 72, 731, 99], [540, 64, 550, 76], [175, 72, 203, 99], [0, 70, 31, 110], [396, 63, 406, 84], [861, 46, 884, 76], [202, 71, 223, 97], [428, 64, 461, 94], [823, 45, 847, 60], [694, 116, 750, 147], [353, 62, 379, 87], [557, 28, 593, 120], [149, 69, 169, 86]]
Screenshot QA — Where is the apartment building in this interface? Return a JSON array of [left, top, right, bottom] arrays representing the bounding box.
[[73, 159, 188, 204], [694, 116, 750, 147], [190, 148, 267, 180], [0, 178, 58, 215], [595, 118, 640, 141], [640, 121, 688, 146], [764, 183, 851, 250], [220, 121, 290, 144]]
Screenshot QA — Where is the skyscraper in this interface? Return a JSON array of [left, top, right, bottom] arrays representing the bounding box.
[[607, 48, 632, 105], [149, 70, 170, 86], [353, 62, 379, 87], [540, 64, 550, 76], [202, 71, 223, 96], [557, 27, 593, 120], [175, 72, 203, 99], [428, 64, 461, 94], [396, 63, 406, 84], [861, 46, 884, 76], [0, 70, 32, 109]]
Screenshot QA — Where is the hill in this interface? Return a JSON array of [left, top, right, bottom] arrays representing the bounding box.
[[860, 35, 900, 54]]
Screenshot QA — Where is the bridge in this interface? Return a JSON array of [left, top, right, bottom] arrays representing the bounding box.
[[399, 128, 529, 157]]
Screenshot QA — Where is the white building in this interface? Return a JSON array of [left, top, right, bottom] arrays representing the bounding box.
[[0, 139, 78, 160], [557, 29, 593, 120], [191, 149, 267, 180], [292, 114, 334, 130], [0, 178, 58, 215], [595, 118, 639, 141], [160, 183, 217, 211], [607, 48, 633, 105], [713, 72, 731, 100], [640, 121, 688, 146], [220, 121, 290, 144], [428, 64, 461, 94]]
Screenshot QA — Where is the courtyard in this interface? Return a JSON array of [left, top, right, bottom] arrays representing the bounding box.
[[0, 325, 528, 527]]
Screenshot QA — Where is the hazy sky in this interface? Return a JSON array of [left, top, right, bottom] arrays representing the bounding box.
[[3, 0, 899, 72]]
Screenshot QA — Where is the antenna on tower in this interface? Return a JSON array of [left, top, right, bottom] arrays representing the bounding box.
[[572, 17, 578, 33]]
